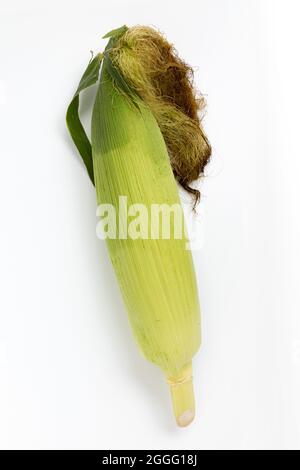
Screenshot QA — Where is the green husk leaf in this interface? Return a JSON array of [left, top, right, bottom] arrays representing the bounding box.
[[102, 25, 128, 39], [66, 53, 103, 184], [102, 28, 140, 109], [104, 54, 140, 107]]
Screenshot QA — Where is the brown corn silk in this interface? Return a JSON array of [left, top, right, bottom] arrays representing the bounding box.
[[109, 26, 211, 204]]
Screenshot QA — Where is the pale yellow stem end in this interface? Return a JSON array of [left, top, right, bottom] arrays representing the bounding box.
[[166, 362, 195, 427]]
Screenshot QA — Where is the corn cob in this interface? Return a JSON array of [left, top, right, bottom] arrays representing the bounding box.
[[66, 25, 211, 427]]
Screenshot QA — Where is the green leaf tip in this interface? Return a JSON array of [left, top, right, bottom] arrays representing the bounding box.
[[66, 53, 103, 185], [102, 25, 128, 39]]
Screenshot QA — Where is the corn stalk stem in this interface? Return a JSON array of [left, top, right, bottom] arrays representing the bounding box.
[[166, 362, 195, 427]]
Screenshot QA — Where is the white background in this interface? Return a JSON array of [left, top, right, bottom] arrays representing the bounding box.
[[0, 0, 300, 450]]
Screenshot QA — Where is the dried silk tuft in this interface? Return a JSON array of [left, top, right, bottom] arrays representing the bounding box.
[[109, 26, 211, 205]]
